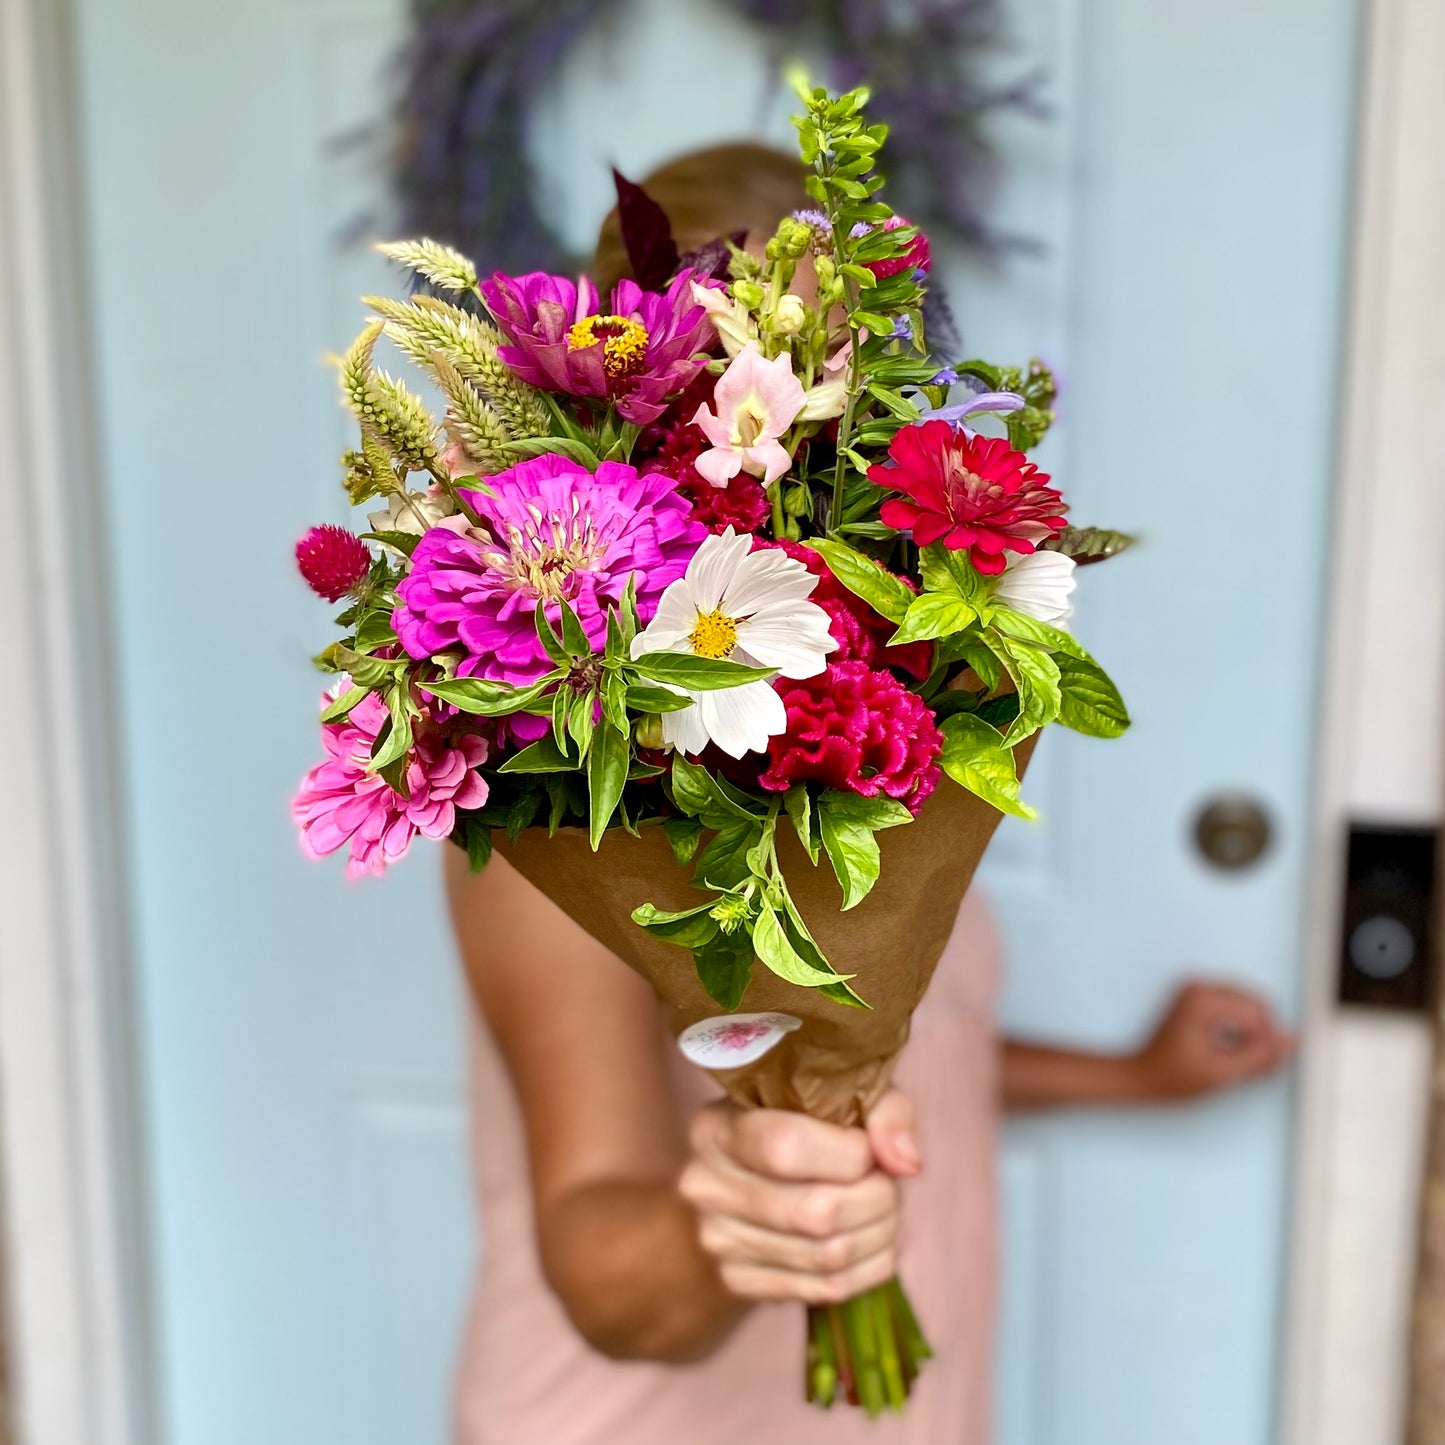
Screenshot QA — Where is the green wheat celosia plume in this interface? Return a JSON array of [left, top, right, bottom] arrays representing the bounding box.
[[375, 238, 478, 295]]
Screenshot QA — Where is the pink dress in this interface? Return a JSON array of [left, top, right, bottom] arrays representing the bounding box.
[[454, 890, 1002, 1445]]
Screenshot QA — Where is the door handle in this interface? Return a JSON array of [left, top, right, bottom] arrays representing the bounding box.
[[1193, 794, 1273, 871]]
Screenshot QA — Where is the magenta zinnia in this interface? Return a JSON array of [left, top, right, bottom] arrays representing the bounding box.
[[758, 660, 943, 814], [292, 691, 489, 878], [391, 454, 705, 687], [479, 269, 717, 425], [872, 420, 1067, 576]]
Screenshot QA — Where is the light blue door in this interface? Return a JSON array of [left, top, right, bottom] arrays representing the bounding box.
[[69, 1, 1359, 1443]]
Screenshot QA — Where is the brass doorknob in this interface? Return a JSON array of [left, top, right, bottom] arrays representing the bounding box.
[[1193, 795, 1272, 871]]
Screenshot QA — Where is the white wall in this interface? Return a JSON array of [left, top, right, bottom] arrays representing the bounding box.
[[1282, 0, 1445, 1437]]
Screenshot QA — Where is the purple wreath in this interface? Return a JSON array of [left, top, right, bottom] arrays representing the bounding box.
[[391, 0, 1044, 276]]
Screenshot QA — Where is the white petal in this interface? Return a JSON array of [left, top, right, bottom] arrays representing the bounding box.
[[697, 681, 787, 758], [994, 551, 1077, 625], [685, 528, 752, 612], [734, 602, 835, 677], [633, 582, 700, 657], [719, 546, 816, 617], [661, 697, 711, 755]]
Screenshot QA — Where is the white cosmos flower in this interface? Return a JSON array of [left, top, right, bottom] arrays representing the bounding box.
[[992, 550, 1077, 627], [631, 527, 836, 758]]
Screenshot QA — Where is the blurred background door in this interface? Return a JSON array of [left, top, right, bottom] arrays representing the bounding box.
[[66, 1, 1358, 1443]]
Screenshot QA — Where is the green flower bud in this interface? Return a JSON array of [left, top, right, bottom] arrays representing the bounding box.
[[772, 293, 808, 336], [634, 714, 666, 750], [731, 279, 766, 309], [709, 895, 753, 934]]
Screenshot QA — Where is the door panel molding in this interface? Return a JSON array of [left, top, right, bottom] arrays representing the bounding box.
[[0, 0, 157, 1439]]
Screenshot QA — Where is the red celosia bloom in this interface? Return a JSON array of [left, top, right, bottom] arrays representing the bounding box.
[[768, 540, 932, 679], [296, 524, 370, 602], [872, 420, 1067, 576], [758, 660, 942, 814]]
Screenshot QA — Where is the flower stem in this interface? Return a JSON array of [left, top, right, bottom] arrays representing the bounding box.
[[769, 481, 787, 541], [805, 1276, 930, 1415]]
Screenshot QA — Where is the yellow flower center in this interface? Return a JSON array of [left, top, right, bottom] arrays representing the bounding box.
[[689, 608, 739, 660], [566, 314, 650, 377]]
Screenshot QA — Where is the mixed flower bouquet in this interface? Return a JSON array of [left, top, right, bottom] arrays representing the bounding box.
[[292, 79, 1131, 1415]]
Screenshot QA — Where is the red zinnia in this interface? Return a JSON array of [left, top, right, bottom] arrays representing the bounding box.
[[865, 216, 931, 279], [758, 660, 942, 814], [296, 524, 370, 602], [871, 420, 1067, 576]]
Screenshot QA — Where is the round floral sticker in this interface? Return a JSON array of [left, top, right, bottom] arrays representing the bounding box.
[[677, 1012, 803, 1069]]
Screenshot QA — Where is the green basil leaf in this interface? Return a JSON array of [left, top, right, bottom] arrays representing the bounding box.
[[533, 602, 567, 667], [361, 529, 420, 557], [662, 816, 703, 864], [816, 792, 899, 911], [784, 786, 819, 864], [694, 928, 754, 1010], [989, 605, 1086, 659], [631, 900, 720, 950], [556, 596, 593, 659], [753, 904, 850, 988], [368, 687, 413, 772], [775, 896, 868, 1009], [987, 631, 1062, 744], [426, 675, 552, 717], [697, 820, 763, 891], [353, 611, 399, 654], [670, 755, 763, 825], [805, 538, 913, 623], [631, 651, 775, 691], [586, 722, 629, 849], [889, 592, 977, 645], [319, 685, 370, 724], [960, 641, 1001, 692], [1057, 654, 1131, 738], [625, 684, 695, 714], [938, 713, 1038, 819], [567, 689, 596, 756], [504, 791, 541, 843], [498, 734, 582, 774]]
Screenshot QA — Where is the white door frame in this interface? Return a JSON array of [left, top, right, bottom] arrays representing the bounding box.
[[1279, 0, 1445, 1440], [0, 0, 1436, 1438], [0, 0, 158, 1440]]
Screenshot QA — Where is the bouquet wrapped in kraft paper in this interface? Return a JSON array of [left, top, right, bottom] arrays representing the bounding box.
[[498, 744, 1030, 1127], [290, 77, 1132, 1417]]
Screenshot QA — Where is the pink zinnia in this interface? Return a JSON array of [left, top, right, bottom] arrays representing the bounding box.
[[872, 420, 1067, 576], [292, 691, 489, 878], [296, 524, 370, 602], [758, 660, 942, 814], [479, 269, 716, 425], [392, 454, 705, 686]]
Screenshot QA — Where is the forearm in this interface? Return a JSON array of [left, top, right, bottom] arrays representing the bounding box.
[[538, 1176, 747, 1363], [999, 1040, 1147, 1112]]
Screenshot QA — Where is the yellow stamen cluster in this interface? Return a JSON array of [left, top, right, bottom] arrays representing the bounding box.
[[688, 608, 739, 660], [565, 314, 650, 377]]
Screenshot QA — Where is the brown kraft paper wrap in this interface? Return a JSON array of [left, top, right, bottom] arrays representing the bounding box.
[[496, 741, 1032, 1128]]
